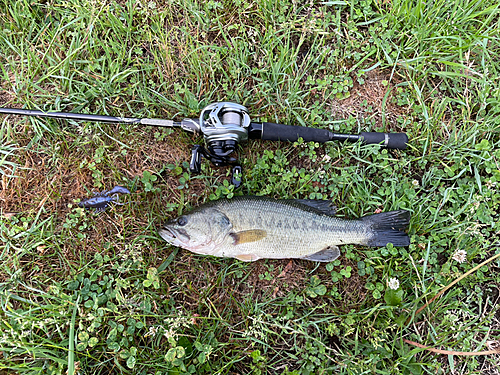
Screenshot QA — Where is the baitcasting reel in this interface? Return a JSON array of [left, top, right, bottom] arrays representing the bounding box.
[[189, 102, 250, 178]]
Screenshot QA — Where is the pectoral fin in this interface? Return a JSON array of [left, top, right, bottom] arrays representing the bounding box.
[[301, 246, 340, 262], [230, 229, 267, 245]]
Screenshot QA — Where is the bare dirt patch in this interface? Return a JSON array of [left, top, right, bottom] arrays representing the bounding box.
[[0, 121, 204, 280], [0, 69, 18, 107], [0, 90, 16, 108], [0, 125, 199, 214], [330, 69, 409, 132]]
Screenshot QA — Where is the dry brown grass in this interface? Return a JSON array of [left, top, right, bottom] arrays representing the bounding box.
[[331, 69, 409, 131]]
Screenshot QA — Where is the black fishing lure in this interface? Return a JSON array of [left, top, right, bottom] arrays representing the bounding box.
[[78, 186, 130, 212]]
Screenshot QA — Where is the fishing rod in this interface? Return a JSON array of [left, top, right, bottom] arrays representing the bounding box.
[[0, 102, 408, 185]]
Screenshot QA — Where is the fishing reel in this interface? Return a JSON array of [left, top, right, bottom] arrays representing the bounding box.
[[189, 102, 251, 186]]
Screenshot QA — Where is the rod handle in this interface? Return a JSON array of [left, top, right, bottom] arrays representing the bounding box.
[[360, 132, 408, 150], [257, 122, 409, 150], [260, 122, 332, 143]]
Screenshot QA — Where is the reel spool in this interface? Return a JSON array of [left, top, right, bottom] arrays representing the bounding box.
[[190, 102, 250, 178]]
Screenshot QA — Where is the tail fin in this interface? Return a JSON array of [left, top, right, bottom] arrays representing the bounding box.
[[362, 210, 410, 247]]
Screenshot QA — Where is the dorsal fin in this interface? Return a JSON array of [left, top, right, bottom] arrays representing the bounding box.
[[291, 199, 337, 215]]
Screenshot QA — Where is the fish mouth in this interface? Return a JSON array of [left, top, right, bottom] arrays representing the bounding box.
[[158, 226, 189, 247], [159, 226, 176, 240]]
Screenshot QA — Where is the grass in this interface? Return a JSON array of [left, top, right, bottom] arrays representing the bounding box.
[[1, 0, 500, 374]]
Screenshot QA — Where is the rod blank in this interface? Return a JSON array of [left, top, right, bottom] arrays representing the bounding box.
[[0, 107, 141, 124]]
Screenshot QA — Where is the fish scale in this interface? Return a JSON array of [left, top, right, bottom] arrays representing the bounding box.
[[159, 196, 411, 262]]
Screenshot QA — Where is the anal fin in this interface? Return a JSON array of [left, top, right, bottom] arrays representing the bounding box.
[[302, 246, 340, 262], [234, 254, 260, 262]]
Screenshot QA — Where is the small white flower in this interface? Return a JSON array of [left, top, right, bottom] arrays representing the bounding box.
[[485, 180, 497, 189], [412, 179, 419, 187], [145, 325, 158, 338], [21, 330, 30, 337], [452, 249, 467, 263], [162, 328, 176, 339], [387, 278, 400, 290]]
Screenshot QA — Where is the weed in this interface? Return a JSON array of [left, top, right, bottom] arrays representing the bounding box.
[[141, 170, 159, 193]]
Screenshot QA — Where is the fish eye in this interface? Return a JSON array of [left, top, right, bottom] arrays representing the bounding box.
[[177, 216, 187, 226]]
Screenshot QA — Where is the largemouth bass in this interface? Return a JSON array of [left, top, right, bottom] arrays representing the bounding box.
[[158, 196, 410, 262]]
